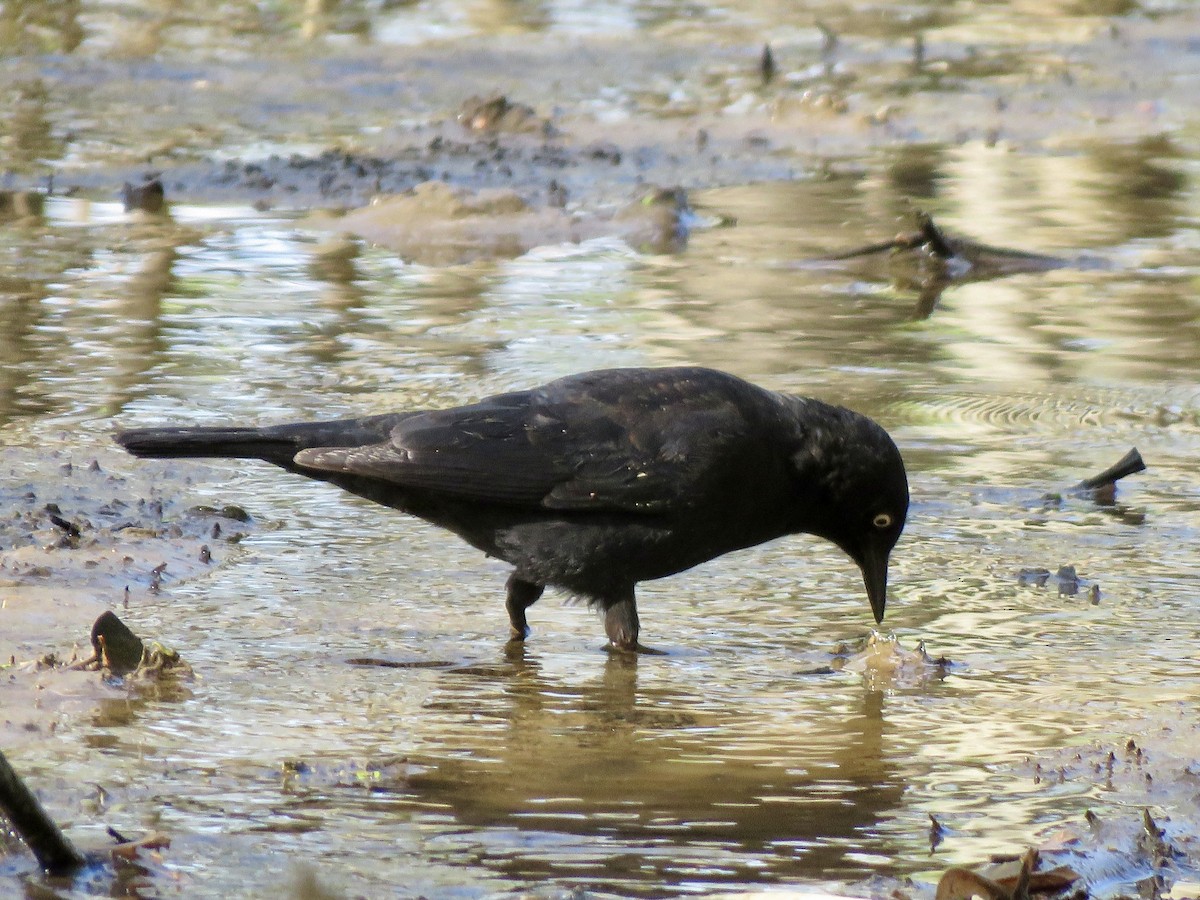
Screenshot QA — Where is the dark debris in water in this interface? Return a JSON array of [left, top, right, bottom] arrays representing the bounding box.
[[121, 175, 166, 214], [1, 746, 173, 887], [1070, 448, 1146, 500], [809, 208, 1089, 318], [346, 656, 456, 670], [281, 755, 416, 796], [930, 813, 948, 853], [1041, 448, 1147, 513], [935, 848, 1078, 900], [759, 43, 777, 85], [1017, 565, 1102, 603], [457, 94, 551, 136], [73, 610, 193, 683]]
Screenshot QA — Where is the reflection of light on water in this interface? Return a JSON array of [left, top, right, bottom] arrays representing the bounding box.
[[5, 152, 1200, 895], [375, 0, 642, 44], [458, 238, 659, 376], [43, 196, 268, 227]]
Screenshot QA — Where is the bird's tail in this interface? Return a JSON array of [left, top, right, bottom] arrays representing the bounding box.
[[116, 426, 302, 466], [116, 413, 410, 470]]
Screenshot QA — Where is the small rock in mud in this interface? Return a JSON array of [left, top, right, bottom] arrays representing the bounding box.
[[90, 611, 144, 675], [457, 95, 550, 136], [78, 611, 192, 682], [310, 179, 694, 265], [612, 186, 693, 253], [121, 176, 166, 214]]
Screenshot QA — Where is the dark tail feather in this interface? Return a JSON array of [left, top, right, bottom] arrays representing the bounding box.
[[116, 413, 412, 470], [116, 426, 303, 467]]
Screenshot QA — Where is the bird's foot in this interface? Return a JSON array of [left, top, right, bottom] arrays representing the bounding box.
[[505, 576, 542, 644]]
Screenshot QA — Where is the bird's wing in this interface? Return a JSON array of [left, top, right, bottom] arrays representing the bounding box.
[[293, 370, 764, 514], [537, 399, 752, 513]]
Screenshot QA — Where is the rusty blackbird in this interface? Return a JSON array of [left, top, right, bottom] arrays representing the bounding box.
[[117, 366, 909, 650]]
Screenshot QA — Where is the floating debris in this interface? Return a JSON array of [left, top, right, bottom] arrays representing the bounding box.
[[1056, 565, 1080, 596], [1017, 564, 1097, 597], [121, 176, 166, 214], [832, 631, 951, 690], [936, 848, 1077, 900], [759, 43, 777, 84], [930, 813, 947, 853], [1017, 564, 1098, 598], [0, 749, 171, 880], [1069, 447, 1146, 505], [107, 826, 171, 862], [810, 209, 1079, 318]]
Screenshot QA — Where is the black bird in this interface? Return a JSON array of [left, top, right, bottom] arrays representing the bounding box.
[[116, 366, 909, 650]]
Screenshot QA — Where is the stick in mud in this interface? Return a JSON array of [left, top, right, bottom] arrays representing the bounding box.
[[0, 750, 87, 874], [1074, 447, 1145, 492], [819, 209, 957, 261]]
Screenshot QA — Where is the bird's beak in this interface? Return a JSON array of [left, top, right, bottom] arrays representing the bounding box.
[[856, 544, 889, 624]]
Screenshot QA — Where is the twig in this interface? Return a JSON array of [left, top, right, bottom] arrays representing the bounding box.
[[914, 210, 955, 259], [1074, 448, 1145, 492], [0, 750, 87, 874]]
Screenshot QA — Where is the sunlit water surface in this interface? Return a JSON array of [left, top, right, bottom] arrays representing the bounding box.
[[3, 96, 1200, 900]]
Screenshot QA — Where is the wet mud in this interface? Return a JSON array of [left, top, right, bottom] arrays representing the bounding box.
[[2, 6, 1197, 219], [1, 448, 244, 751]]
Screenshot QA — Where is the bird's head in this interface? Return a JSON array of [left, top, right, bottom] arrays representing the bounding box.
[[788, 403, 909, 624]]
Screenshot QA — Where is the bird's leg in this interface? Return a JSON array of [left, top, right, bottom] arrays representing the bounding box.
[[603, 590, 640, 651], [505, 574, 544, 641]]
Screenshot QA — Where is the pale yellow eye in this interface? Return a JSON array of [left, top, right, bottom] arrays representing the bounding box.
[[873, 512, 893, 529]]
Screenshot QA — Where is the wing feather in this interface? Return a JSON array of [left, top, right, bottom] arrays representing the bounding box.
[[292, 369, 768, 514]]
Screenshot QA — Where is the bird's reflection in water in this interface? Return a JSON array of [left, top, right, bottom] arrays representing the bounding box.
[[396, 646, 901, 890]]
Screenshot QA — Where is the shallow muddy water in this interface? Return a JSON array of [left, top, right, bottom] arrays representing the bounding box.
[[3, 2, 1200, 899]]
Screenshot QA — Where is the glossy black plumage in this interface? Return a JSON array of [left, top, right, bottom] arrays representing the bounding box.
[[116, 366, 909, 650]]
